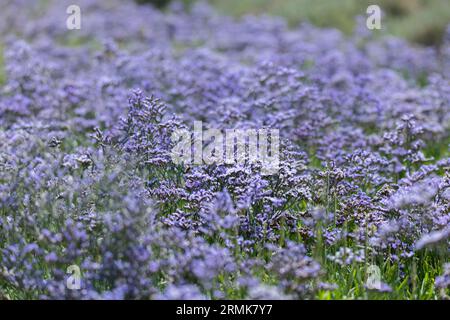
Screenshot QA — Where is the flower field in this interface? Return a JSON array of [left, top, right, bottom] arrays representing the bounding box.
[[0, 0, 449, 300]]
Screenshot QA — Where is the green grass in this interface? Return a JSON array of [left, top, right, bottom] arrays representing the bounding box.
[[210, 0, 450, 45], [0, 43, 5, 86], [1, 0, 448, 301]]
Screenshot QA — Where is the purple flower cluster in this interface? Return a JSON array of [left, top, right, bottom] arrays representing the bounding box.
[[0, 0, 449, 299]]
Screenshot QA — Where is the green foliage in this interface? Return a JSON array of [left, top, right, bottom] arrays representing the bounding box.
[[0, 43, 5, 85], [210, 0, 450, 45]]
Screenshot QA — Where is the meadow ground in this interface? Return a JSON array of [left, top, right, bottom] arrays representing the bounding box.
[[0, 0, 449, 300]]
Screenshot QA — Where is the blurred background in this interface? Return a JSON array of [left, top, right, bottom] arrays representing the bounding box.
[[1, 0, 449, 85], [138, 0, 450, 46]]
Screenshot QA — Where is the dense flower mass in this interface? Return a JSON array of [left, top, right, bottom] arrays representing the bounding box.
[[0, 0, 449, 299]]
